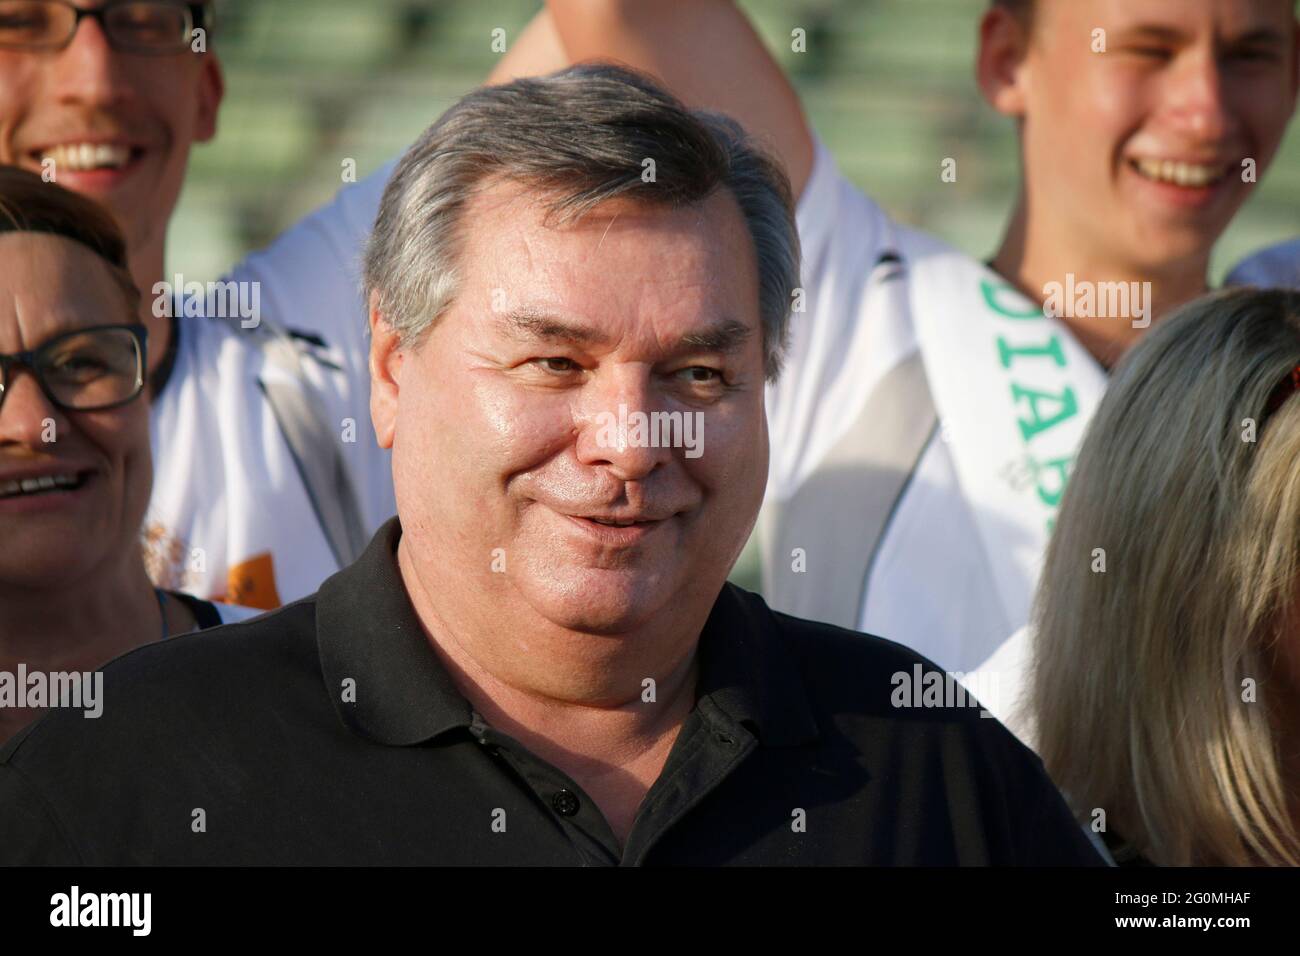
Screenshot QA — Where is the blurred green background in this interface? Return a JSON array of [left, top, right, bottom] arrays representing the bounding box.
[[171, 0, 1300, 283]]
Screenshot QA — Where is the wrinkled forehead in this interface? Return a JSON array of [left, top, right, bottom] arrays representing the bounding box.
[[462, 177, 747, 260], [0, 232, 127, 351], [454, 180, 762, 340]]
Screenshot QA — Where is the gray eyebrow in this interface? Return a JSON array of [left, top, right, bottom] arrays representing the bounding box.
[[499, 308, 753, 355], [676, 319, 753, 354], [499, 307, 612, 347]]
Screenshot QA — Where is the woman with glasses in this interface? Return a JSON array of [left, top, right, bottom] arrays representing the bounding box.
[[1026, 287, 1300, 866], [0, 166, 252, 743]]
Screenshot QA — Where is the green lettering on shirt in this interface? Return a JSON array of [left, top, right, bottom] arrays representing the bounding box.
[[980, 279, 1043, 320], [1010, 383, 1078, 442], [997, 335, 1067, 370], [1033, 456, 1073, 508]]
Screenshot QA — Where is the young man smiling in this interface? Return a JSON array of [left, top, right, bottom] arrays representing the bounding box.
[[536, 0, 1300, 707]]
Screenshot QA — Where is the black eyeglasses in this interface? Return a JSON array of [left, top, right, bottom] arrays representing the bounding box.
[[0, 324, 147, 413], [0, 0, 210, 55]]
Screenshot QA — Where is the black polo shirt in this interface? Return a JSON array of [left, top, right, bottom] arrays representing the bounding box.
[[0, 518, 1102, 866]]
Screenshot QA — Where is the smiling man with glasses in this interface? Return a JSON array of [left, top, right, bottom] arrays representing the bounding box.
[[0, 0, 220, 299]]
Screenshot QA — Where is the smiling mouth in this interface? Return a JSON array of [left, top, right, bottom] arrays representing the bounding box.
[[585, 516, 659, 527], [0, 471, 90, 500], [1128, 157, 1231, 189], [565, 513, 672, 542], [33, 142, 142, 173]]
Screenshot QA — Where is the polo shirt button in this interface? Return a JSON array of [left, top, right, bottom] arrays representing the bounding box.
[[714, 732, 736, 746], [552, 790, 580, 816]]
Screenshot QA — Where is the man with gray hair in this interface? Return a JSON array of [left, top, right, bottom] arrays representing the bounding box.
[[0, 65, 1100, 866]]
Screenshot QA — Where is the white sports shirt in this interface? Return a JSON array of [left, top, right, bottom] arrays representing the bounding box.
[[765, 139, 1106, 679], [144, 164, 397, 609]]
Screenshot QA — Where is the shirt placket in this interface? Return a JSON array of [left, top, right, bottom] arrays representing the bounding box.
[[619, 700, 759, 865], [467, 712, 623, 865]]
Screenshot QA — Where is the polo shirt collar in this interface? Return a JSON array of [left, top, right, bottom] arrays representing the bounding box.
[[316, 517, 820, 749], [692, 577, 820, 747], [316, 518, 471, 746]]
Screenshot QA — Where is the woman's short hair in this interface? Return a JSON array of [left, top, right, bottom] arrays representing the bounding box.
[[0, 165, 140, 319], [1031, 287, 1300, 866]]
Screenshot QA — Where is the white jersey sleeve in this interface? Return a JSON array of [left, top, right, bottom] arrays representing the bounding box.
[[222, 163, 399, 539], [146, 163, 399, 609], [761, 137, 1017, 674], [1226, 238, 1300, 289], [212, 602, 264, 625], [765, 138, 917, 500]]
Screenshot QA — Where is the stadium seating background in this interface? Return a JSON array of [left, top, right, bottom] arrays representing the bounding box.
[[171, 0, 1300, 285]]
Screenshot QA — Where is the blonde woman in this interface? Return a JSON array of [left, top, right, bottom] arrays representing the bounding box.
[[1031, 287, 1300, 866]]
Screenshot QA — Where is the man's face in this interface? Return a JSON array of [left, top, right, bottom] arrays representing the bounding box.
[[372, 182, 770, 636], [1005, 0, 1298, 271], [0, 233, 153, 589], [0, 1, 222, 259]]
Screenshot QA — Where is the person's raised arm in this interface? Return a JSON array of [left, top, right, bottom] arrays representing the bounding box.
[[486, 7, 571, 85], [546, 0, 814, 197]]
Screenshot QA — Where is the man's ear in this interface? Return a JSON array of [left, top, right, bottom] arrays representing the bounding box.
[[193, 53, 224, 143], [976, 6, 1031, 118], [369, 291, 402, 451]]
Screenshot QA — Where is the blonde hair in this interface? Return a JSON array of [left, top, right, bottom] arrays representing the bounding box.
[[1032, 287, 1300, 866]]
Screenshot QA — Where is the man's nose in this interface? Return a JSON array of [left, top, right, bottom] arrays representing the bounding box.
[[574, 369, 675, 482], [1167, 48, 1232, 143], [48, 11, 129, 109], [0, 367, 65, 448]]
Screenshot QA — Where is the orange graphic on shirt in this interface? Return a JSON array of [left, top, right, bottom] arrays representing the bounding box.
[[141, 521, 190, 591], [224, 553, 281, 610]]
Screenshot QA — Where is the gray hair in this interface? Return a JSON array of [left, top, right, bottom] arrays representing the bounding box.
[[363, 63, 800, 381]]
